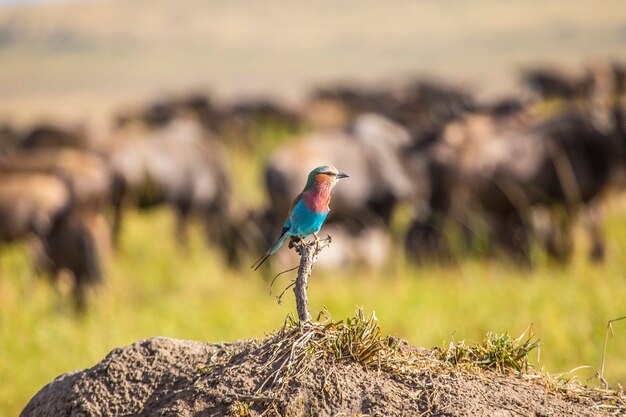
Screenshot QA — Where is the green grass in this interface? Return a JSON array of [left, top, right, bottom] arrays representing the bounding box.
[[1, 204, 625, 416], [439, 327, 540, 372]]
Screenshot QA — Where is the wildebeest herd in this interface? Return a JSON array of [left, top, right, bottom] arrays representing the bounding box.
[[0, 60, 624, 310]]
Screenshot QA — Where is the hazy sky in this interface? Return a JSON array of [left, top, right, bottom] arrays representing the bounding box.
[[1, 0, 624, 119], [0, 0, 47, 4], [0, 0, 75, 5]]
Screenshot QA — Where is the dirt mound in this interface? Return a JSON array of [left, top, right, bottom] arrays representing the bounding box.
[[21, 318, 623, 417]]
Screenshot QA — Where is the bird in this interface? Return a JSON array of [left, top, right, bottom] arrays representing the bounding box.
[[252, 165, 348, 270]]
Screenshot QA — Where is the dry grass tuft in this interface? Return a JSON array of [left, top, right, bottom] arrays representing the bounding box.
[[438, 326, 540, 373], [522, 369, 626, 415], [255, 307, 400, 393]]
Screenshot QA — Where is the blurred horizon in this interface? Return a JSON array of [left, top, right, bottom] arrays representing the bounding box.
[[0, 0, 624, 121], [0, 0, 82, 6]]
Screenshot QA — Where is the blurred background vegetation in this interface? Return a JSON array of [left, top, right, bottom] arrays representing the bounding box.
[[0, 1, 625, 415]]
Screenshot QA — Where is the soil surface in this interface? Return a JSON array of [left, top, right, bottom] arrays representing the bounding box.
[[21, 335, 617, 417]]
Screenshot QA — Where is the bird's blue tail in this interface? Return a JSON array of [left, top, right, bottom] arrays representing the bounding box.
[[251, 232, 290, 270]]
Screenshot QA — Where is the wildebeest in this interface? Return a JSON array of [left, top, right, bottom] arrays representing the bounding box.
[[308, 78, 475, 137], [521, 67, 588, 101], [103, 117, 237, 261], [0, 122, 115, 308], [40, 208, 105, 311], [114, 93, 304, 147], [521, 62, 626, 103], [0, 148, 115, 211], [0, 172, 102, 310], [115, 98, 183, 129], [405, 63, 626, 263], [16, 122, 88, 149], [215, 98, 304, 140], [0, 172, 70, 243], [0, 122, 19, 153]]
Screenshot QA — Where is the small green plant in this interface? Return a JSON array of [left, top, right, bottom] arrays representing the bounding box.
[[229, 401, 251, 417], [440, 326, 540, 373], [314, 308, 398, 365], [255, 308, 400, 394]]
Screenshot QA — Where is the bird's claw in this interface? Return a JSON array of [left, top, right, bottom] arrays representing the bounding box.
[[289, 236, 307, 253], [314, 234, 332, 251]]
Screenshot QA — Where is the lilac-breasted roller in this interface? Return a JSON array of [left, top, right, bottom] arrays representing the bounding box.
[[252, 165, 348, 270]]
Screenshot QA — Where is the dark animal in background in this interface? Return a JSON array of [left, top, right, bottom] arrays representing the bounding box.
[[0, 172, 102, 310], [216, 98, 304, 142], [114, 93, 304, 147], [405, 63, 625, 263], [0, 129, 113, 310], [114, 98, 179, 129], [104, 117, 237, 262], [0, 172, 70, 243], [19, 122, 88, 149], [309, 79, 475, 137], [521, 67, 588, 101], [0, 122, 19, 153], [0, 148, 115, 211], [521, 62, 625, 103], [41, 209, 104, 311]]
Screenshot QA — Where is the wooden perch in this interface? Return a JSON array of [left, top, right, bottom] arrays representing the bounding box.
[[289, 235, 332, 322]]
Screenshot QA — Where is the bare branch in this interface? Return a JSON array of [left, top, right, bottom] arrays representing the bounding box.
[[290, 235, 332, 322]]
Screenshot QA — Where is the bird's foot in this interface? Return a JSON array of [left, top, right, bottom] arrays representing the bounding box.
[[315, 234, 332, 251], [311, 234, 320, 251], [289, 236, 305, 252]]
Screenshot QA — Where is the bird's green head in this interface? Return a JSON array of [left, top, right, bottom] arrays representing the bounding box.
[[304, 165, 349, 190]]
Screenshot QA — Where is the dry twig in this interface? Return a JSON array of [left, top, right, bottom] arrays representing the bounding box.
[[289, 235, 332, 322]]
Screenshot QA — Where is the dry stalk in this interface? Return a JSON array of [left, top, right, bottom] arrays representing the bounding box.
[[289, 235, 332, 322], [601, 315, 626, 381]]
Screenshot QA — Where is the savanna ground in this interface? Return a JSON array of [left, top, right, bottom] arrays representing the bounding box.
[[1, 1, 626, 415]]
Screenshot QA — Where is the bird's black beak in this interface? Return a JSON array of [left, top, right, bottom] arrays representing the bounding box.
[[337, 172, 349, 179]]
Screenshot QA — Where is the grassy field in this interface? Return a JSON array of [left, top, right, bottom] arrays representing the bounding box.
[[1, 194, 626, 415]]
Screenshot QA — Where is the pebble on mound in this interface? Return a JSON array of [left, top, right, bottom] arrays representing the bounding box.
[[21, 312, 624, 417]]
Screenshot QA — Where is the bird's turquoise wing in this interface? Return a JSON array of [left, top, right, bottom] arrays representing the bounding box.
[[283, 192, 303, 229]]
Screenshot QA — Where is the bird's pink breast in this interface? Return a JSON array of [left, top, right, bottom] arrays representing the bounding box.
[[302, 188, 331, 213]]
